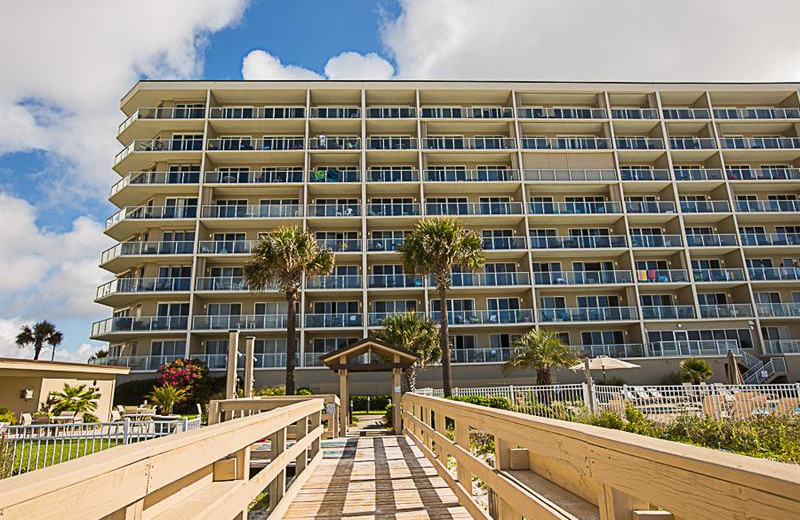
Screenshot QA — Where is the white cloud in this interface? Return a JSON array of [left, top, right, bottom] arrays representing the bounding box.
[[242, 50, 394, 80], [242, 50, 324, 80]]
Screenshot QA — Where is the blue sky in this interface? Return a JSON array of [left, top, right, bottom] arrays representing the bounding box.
[[0, 0, 798, 362]]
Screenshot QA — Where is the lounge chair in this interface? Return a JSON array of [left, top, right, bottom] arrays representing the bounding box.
[[19, 413, 33, 426], [111, 410, 122, 421]]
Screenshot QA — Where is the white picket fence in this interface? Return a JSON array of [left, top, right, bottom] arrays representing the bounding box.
[[0, 417, 201, 478], [415, 383, 800, 422]]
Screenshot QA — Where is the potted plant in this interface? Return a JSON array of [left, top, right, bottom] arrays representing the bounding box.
[[147, 384, 188, 417]]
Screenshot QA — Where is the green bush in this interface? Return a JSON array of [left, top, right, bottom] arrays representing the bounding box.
[[659, 372, 683, 385], [351, 395, 391, 412], [602, 376, 627, 386], [297, 388, 313, 395], [253, 384, 286, 396], [114, 378, 158, 405], [448, 395, 512, 410], [384, 403, 393, 427], [0, 406, 16, 424]]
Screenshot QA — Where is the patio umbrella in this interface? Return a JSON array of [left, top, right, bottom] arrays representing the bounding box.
[[570, 356, 641, 383], [726, 350, 744, 385]]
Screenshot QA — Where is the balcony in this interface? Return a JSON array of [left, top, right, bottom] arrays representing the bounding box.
[[367, 169, 419, 182], [195, 277, 250, 291], [367, 107, 416, 118], [686, 234, 738, 247], [451, 348, 513, 363], [368, 274, 424, 288], [308, 204, 360, 217], [720, 137, 800, 150], [764, 339, 800, 354], [534, 270, 633, 285], [91, 316, 188, 337], [115, 137, 204, 164], [424, 169, 520, 182], [641, 305, 696, 320], [637, 269, 690, 283], [423, 136, 516, 150], [106, 205, 197, 230], [673, 168, 724, 181], [192, 314, 288, 330], [482, 236, 527, 250], [422, 106, 513, 119], [210, 137, 304, 152], [631, 235, 682, 247], [615, 137, 664, 150], [726, 167, 800, 181], [308, 137, 360, 150], [680, 200, 730, 213], [309, 107, 360, 118], [699, 304, 753, 319], [625, 201, 676, 214], [198, 240, 256, 255], [111, 170, 200, 197], [647, 339, 738, 357], [101, 241, 194, 264], [308, 168, 360, 183], [580, 343, 645, 358], [425, 201, 523, 216], [517, 107, 606, 119], [306, 275, 362, 290], [430, 309, 534, 326], [367, 311, 427, 327], [748, 267, 800, 281], [528, 201, 622, 215], [524, 169, 618, 182], [204, 169, 303, 184], [539, 306, 638, 322], [304, 313, 362, 328], [317, 238, 361, 252], [446, 272, 530, 287], [521, 137, 611, 150], [741, 232, 800, 246], [529, 235, 627, 249], [620, 169, 671, 181], [692, 268, 746, 283], [366, 137, 418, 150], [118, 106, 205, 134], [201, 204, 302, 218], [735, 199, 800, 212], [93, 355, 182, 372], [662, 108, 711, 119], [96, 277, 191, 299], [756, 302, 800, 318], [367, 237, 404, 252], [207, 106, 304, 119], [668, 137, 717, 150], [368, 203, 420, 216], [713, 107, 800, 119], [610, 108, 659, 120]]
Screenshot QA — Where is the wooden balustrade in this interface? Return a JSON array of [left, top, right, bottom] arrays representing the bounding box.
[[402, 393, 800, 520], [0, 399, 324, 520]]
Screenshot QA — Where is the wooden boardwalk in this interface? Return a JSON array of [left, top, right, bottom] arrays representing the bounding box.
[[280, 435, 472, 520]]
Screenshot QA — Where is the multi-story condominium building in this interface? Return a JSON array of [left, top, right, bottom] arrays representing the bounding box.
[[93, 80, 800, 389]]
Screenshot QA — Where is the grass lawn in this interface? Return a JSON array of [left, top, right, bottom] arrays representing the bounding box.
[[2, 438, 120, 477]]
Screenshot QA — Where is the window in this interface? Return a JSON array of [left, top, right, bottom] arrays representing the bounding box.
[[489, 334, 521, 350], [698, 293, 727, 305], [450, 335, 477, 349], [313, 301, 359, 314], [636, 260, 668, 270], [370, 300, 417, 313], [151, 340, 185, 357], [209, 266, 243, 278], [310, 337, 359, 353], [691, 259, 722, 269], [754, 292, 781, 304], [581, 331, 624, 345], [430, 299, 475, 312], [156, 302, 189, 317], [540, 297, 566, 309], [255, 302, 290, 315], [208, 303, 241, 316], [578, 295, 619, 307]]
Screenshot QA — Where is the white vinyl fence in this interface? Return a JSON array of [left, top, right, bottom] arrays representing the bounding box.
[[415, 383, 800, 422], [0, 417, 201, 478]]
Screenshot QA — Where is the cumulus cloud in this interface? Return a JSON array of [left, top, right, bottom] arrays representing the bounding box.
[[324, 52, 395, 80], [242, 50, 324, 80], [0, 317, 100, 362], [242, 50, 395, 80]]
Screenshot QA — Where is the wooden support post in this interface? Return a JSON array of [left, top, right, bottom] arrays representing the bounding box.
[[106, 500, 143, 520], [243, 336, 255, 398], [225, 330, 239, 400], [268, 426, 287, 512], [309, 410, 321, 458], [494, 437, 522, 520], [599, 484, 651, 520], [339, 365, 349, 437], [455, 421, 472, 495], [392, 358, 402, 434], [295, 414, 309, 473]]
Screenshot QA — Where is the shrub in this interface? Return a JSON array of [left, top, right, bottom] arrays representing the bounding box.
[[157, 359, 208, 388], [114, 378, 158, 405], [448, 395, 512, 410], [659, 371, 683, 385], [0, 406, 16, 425], [148, 384, 188, 415], [46, 384, 100, 416], [679, 358, 713, 384], [602, 376, 627, 386], [351, 395, 391, 412], [384, 403, 393, 427], [253, 384, 286, 396], [297, 387, 313, 395], [82, 413, 99, 423]]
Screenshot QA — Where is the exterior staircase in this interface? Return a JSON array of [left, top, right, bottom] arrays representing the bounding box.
[[738, 350, 788, 384]]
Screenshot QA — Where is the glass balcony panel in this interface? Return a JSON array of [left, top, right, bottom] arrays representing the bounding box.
[[619, 169, 671, 181], [201, 204, 302, 218], [686, 234, 738, 247], [756, 302, 800, 318], [648, 340, 739, 357], [641, 305, 696, 320], [735, 199, 800, 212], [636, 269, 689, 283], [747, 267, 800, 281], [727, 167, 800, 181], [308, 137, 361, 150], [304, 313, 362, 327], [610, 108, 659, 119], [538, 306, 638, 322], [306, 275, 362, 290], [713, 107, 800, 119], [615, 137, 665, 150], [517, 107, 606, 119], [481, 236, 527, 250], [534, 270, 633, 285], [308, 204, 360, 217], [208, 106, 305, 119], [668, 137, 717, 150], [206, 137, 304, 151], [198, 240, 254, 254], [528, 235, 627, 249], [424, 169, 520, 182], [444, 272, 530, 287], [204, 169, 304, 184], [673, 168, 724, 181], [523, 169, 617, 182], [423, 137, 516, 150], [679, 200, 730, 213], [425, 201, 522, 216], [521, 137, 611, 150], [366, 137, 418, 150], [699, 304, 753, 318], [367, 274, 424, 288], [692, 268, 746, 282], [91, 316, 188, 336], [764, 340, 800, 354], [630, 235, 682, 247], [740, 233, 800, 246], [451, 348, 514, 363], [528, 201, 621, 215], [194, 277, 250, 291], [309, 107, 361, 118], [96, 277, 191, 298], [625, 201, 676, 213], [367, 169, 419, 182], [580, 343, 645, 357], [368, 203, 420, 216], [192, 314, 288, 330], [662, 108, 710, 119], [430, 309, 534, 326], [367, 107, 416, 118], [720, 137, 800, 149]]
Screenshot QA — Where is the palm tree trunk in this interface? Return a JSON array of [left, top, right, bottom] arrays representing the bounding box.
[[438, 287, 452, 397], [285, 291, 298, 395], [537, 368, 552, 385], [403, 366, 417, 393], [33, 340, 43, 360]]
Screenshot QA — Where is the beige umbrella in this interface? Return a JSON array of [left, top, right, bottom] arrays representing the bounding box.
[[570, 356, 641, 384], [726, 350, 744, 385]]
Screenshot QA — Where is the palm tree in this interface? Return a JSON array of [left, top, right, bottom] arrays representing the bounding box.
[[46, 383, 100, 416], [680, 358, 713, 384], [15, 320, 64, 361], [502, 329, 578, 385], [398, 217, 485, 397], [148, 384, 188, 415], [244, 226, 334, 394], [376, 312, 441, 392]]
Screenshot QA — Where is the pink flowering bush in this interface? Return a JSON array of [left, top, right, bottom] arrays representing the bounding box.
[[156, 359, 208, 389]]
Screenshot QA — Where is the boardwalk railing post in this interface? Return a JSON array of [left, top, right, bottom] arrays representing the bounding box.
[[268, 425, 288, 512], [122, 418, 130, 446]]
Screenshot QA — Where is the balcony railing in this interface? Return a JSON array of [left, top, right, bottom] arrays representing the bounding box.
[[95, 355, 182, 372], [580, 343, 645, 358], [534, 270, 633, 285], [192, 314, 288, 330], [368, 274, 424, 288], [425, 201, 523, 216], [316, 238, 361, 252], [524, 169, 618, 182], [422, 107, 514, 119], [615, 137, 665, 150], [529, 235, 627, 249], [446, 272, 531, 287], [528, 201, 622, 215], [367, 106, 416, 118], [636, 269, 690, 283], [720, 137, 800, 149], [367, 237, 405, 251], [424, 169, 520, 182], [309, 107, 360, 118], [686, 234, 738, 247], [648, 339, 739, 357], [699, 304, 754, 318], [726, 167, 800, 181], [308, 137, 361, 150], [366, 137, 418, 150], [692, 268, 746, 282], [735, 199, 800, 212], [367, 203, 420, 216], [740, 232, 800, 246], [451, 348, 513, 363], [194, 276, 250, 291], [106, 205, 197, 229], [482, 236, 527, 250], [713, 107, 800, 119], [91, 316, 188, 337], [673, 168, 724, 181], [115, 138, 203, 163], [308, 168, 360, 182], [430, 309, 535, 325], [680, 200, 730, 213], [101, 241, 194, 263], [625, 201, 677, 213], [367, 169, 420, 182], [305, 313, 363, 328], [521, 137, 611, 150], [620, 169, 671, 181], [748, 267, 800, 281], [198, 240, 255, 254], [367, 312, 427, 327], [207, 106, 304, 119], [306, 275, 362, 289], [631, 234, 682, 247], [764, 339, 800, 354], [96, 277, 191, 299], [204, 169, 304, 184], [518, 107, 607, 119], [201, 204, 302, 218], [756, 302, 800, 318], [206, 137, 304, 151], [610, 108, 659, 119], [668, 137, 717, 150], [539, 306, 638, 322], [308, 204, 360, 217], [662, 108, 711, 119], [641, 305, 696, 320], [118, 106, 205, 133], [111, 170, 199, 196], [423, 137, 516, 150]]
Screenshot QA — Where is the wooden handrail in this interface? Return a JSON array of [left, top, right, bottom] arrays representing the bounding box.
[[0, 399, 324, 520], [402, 393, 800, 520], [209, 394, 340, 439]]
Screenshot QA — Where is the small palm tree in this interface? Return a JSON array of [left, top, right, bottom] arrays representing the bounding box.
[[16, 320, 64, 361], [46, 383, 100, 416], [680, 358, 713, 384], [503, 329, 578, 385], [398, 217, 485, 397], [148, 384, 188, 415], [88, 349, 108, 363], [244, 226, 334, 394], [376, 312, 441, 392]]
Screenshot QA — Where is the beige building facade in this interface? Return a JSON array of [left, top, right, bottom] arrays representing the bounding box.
[[94, 80, 800, 389]]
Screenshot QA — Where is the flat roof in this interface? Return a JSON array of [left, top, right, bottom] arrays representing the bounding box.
[[0, 357, 131, 376]]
